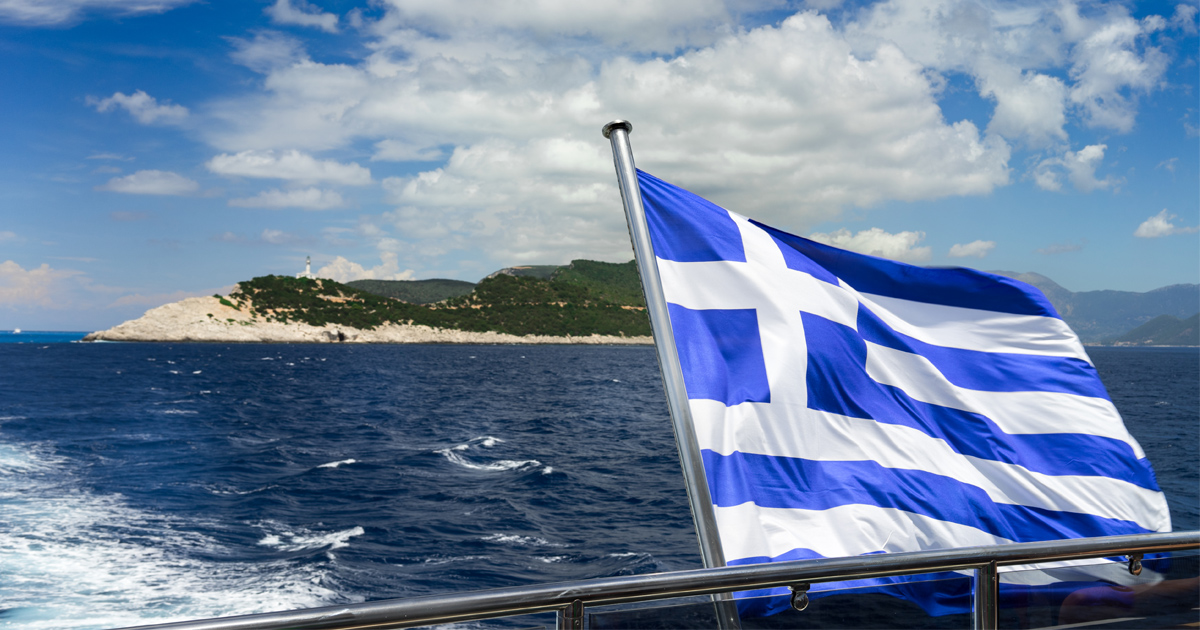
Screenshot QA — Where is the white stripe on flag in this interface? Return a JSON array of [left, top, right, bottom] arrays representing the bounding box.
[[714, 502, 1014, 561], [863, 343, 1144, 455], [690, 400, 1169, 530], [853, 290, 1091, 362]]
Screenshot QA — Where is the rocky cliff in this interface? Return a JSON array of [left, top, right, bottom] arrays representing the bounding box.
[[83, 296, 651, 345]]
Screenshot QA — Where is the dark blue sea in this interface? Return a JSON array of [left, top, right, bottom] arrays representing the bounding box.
[[0, 343, 1196, 629]]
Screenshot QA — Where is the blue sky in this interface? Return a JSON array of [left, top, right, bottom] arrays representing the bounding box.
[[1, 0, 1196, 331]]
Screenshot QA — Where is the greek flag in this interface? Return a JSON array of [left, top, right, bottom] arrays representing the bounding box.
[[637, 170, 1172, 615]]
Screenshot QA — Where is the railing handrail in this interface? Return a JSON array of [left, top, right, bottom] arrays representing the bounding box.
[[120, 530, 1198, 630]]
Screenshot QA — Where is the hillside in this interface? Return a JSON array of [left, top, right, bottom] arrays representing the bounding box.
[[345, 278, 475, 304], [1108, 313, 1200, 346], [222, 266, 650, 338], [992, 272, 1199, 342]]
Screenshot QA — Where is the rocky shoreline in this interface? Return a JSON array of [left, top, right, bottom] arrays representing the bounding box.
[[83, 297, 653, 345]]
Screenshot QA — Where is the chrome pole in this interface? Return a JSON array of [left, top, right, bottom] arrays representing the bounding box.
[[973, 561, 999, 630], [603, 120, 740, 630]]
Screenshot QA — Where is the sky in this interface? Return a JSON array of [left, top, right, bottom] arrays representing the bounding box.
[[0, 0, 1197, 331]]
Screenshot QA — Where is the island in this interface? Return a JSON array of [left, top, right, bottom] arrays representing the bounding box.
[[84, 260, 654, 345]]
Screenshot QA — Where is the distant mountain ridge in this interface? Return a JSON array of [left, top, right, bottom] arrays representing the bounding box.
[[1110, 313, 1200, 346], [991, 272, 1199, 342]]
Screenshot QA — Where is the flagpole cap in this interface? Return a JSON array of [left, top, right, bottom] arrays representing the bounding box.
[[602, 120, 632, 138]]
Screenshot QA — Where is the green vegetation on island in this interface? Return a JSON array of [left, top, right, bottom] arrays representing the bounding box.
[[344, 278, 476, 304], [225, 259, 650, 338]]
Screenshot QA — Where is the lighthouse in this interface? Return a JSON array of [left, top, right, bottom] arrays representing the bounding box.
[[297, 256, 316, 280]]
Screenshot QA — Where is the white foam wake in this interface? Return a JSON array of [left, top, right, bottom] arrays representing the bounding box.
[[317, 459, 357, 469], [0, 443, 357, 630]]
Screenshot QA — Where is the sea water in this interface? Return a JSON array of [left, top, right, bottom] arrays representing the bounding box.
[[0, 343, 1195, 629]]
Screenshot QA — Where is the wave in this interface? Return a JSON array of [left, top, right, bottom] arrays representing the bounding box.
[[0, 445, 354, 629], [256, 525, 365, 552], [317, 459, 357, 469], [480, 533, 565, 547], [434, 436, 543, 472], [436, 448, 541, 472]]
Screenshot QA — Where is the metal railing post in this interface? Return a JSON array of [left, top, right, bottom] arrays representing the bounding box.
[[557, 599, 584, 630], [973, 561, 998, 630]]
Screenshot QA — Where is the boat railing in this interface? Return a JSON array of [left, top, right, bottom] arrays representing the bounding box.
[[122, 530, 1198, 630]]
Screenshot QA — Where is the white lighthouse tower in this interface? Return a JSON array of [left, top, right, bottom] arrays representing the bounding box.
[[297, 256, 316, 280]]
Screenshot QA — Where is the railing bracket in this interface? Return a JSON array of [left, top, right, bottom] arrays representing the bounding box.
[[789, 583, 810, 611], [1127, 553, 1143, 576]]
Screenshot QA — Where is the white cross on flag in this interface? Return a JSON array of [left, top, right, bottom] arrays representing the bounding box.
[[636, 169, 1171, 615]]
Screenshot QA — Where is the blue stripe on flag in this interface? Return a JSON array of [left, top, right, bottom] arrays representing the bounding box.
[[753, 220, 1060, 318], [803, 312, 1159, 488], [668, 304, 771, 406], [702, 450, 1155, 541], [855, 307, 1108, 398], [638, 169, 746, 263]]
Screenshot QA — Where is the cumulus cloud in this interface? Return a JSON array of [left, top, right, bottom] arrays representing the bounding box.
[[807, 227, 932, 263], [1134, 209, 1199, 238], [0, 0, 194, 26], [0, 260, 87, 308], [207, 150, 372, 185], [948, 239, 995, 258], [846, 0, 1170, 142], [1033, 144, 1118, 192], [373, 0, 761, 53], [194, 0, 1181, 269], [87, 90, 188, 125], [97, 170, 199, 195], [265, 0, 337, 32], [229, 187, 346, 210], [315, 252, 415, 282]]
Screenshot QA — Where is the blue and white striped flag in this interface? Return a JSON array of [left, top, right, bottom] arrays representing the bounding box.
[[637, 170, 1171, 614]]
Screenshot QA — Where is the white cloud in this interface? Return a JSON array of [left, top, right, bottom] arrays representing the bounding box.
[[845, 0, 1170, 143], [0, 260, 86, 308], [228, 31, 309, 74], [260, 228, 306, 245], [315, 252, 415, 282], [207, 150, 372, 185], [373, 0, 759, 54], [195, 1, 1181, 269], [86, 152, 133, 161], [948, 239, 995, 258], [87, 90, 188, 125], [0, 231, 18, 242], [1172, 4, 1198, 33], [807, 227, 932, 263], [229, 187, 346, 210], [0, 0, 194, 26], [1061, 4, 1169, 132], [266, 0, 337, 32], [372, 139, 445, 162], [97, 170, 199, 195], [1134, 209, 1200, 238], [1033, 144, 1118, 192]]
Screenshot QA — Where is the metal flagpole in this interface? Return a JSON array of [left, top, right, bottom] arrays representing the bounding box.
[[603, 120, 741, 629]]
